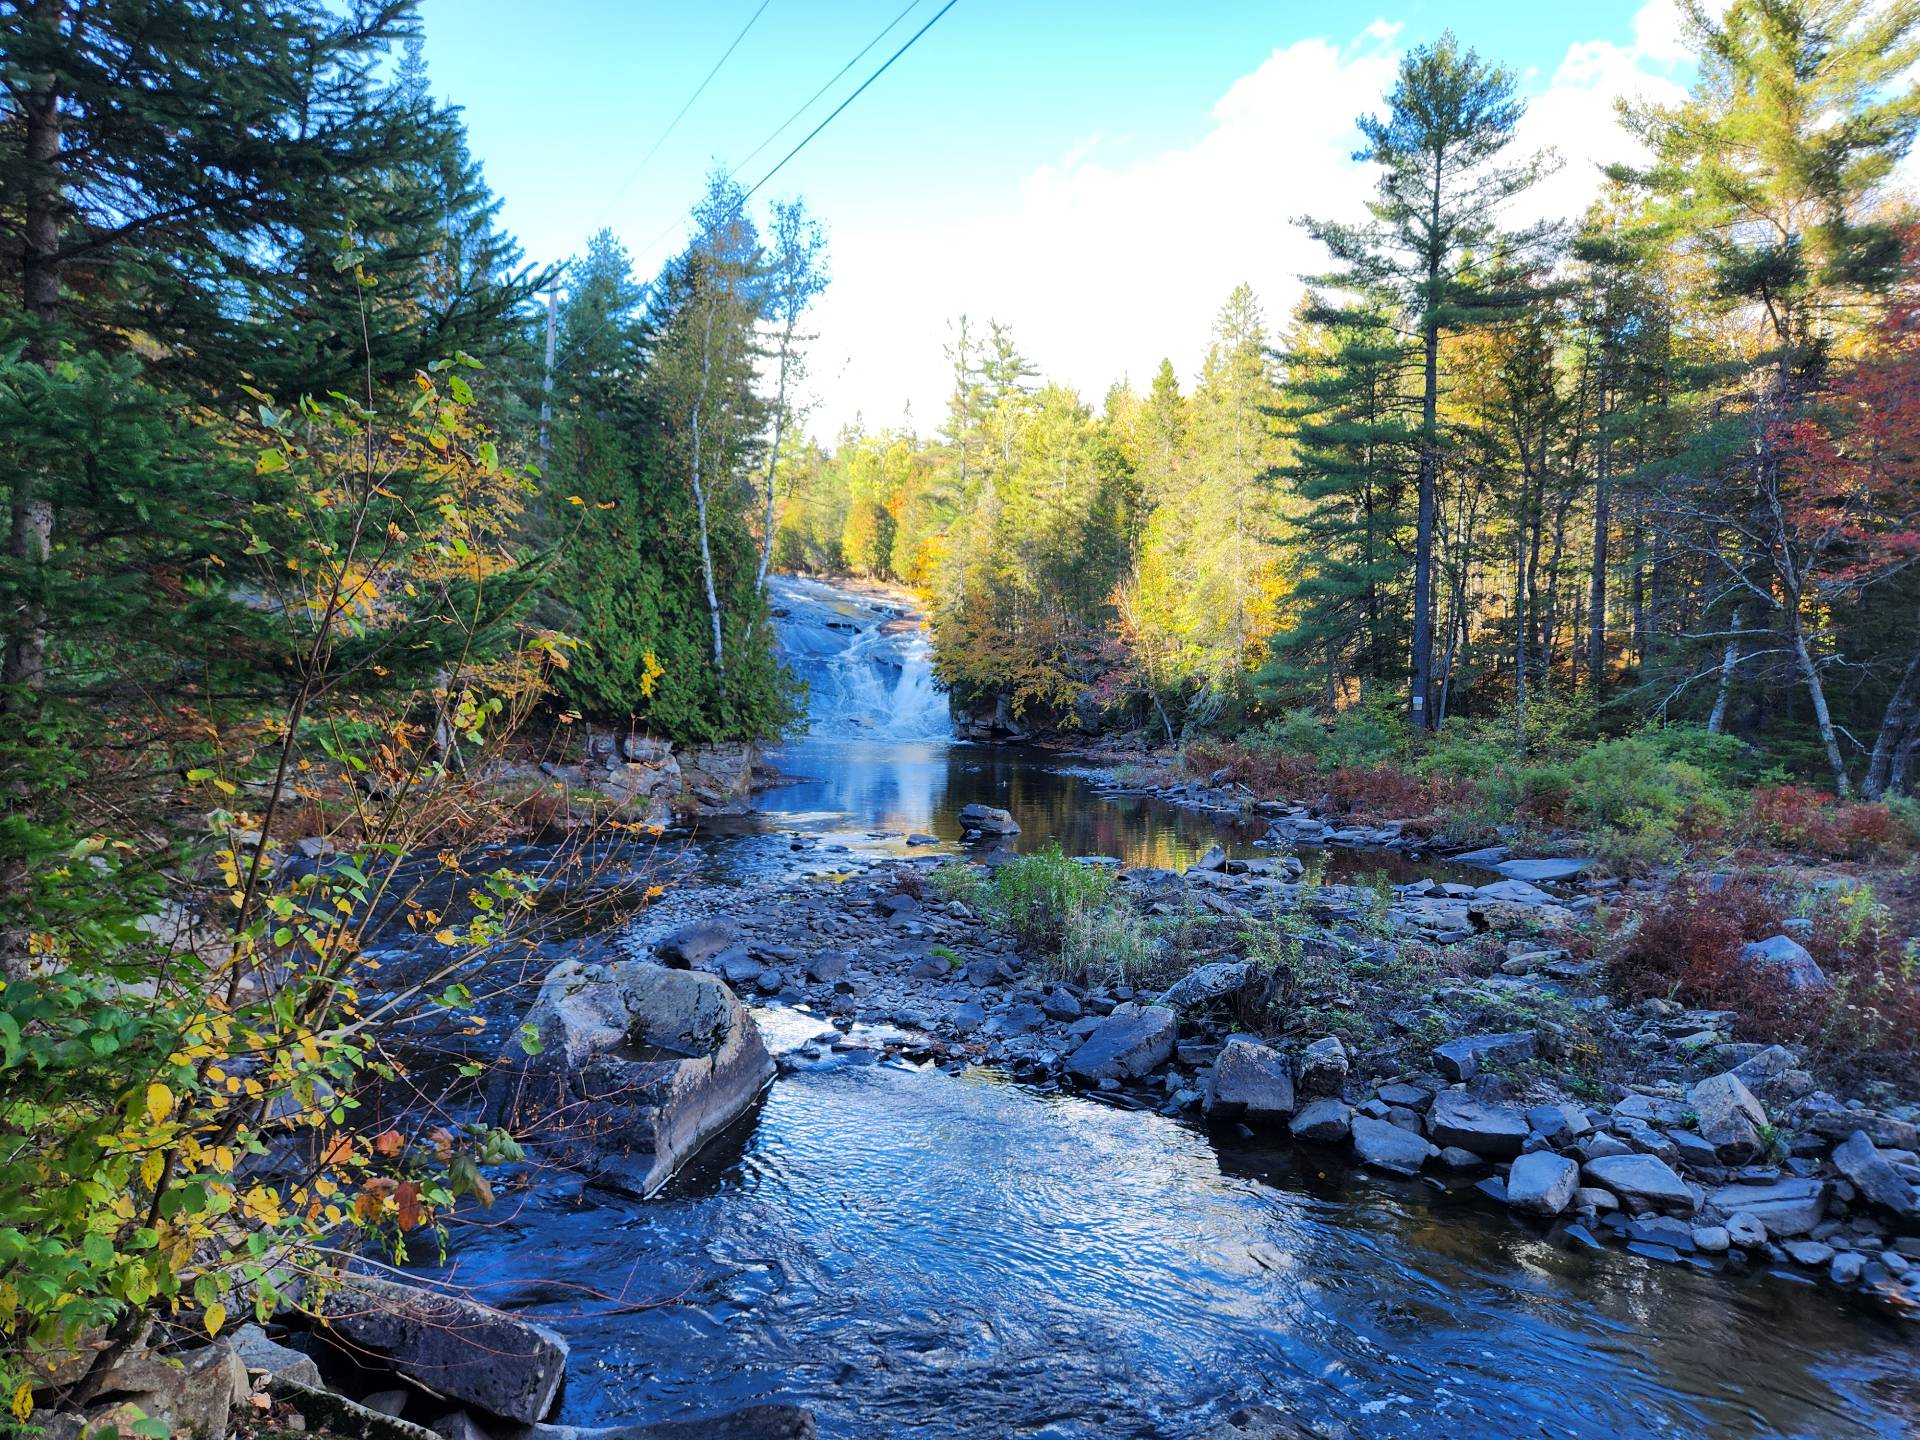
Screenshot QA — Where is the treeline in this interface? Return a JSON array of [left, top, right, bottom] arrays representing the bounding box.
[[774, 1, 1920, 797], [0, 0, 828, 1391]]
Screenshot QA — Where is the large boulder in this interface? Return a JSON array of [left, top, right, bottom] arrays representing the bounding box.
[[229, 1323, 321, 1388], [87, 1343, 249, 1440], [1506, 1151, 1580, 1216], [675, 741, 762, 816], [1157, 960, 1252, 1012], [1426, 1091, 1529, 1158], [1350, 1116, 1438, 1176], [1702, 1176, 1826, 1237], [1205, 1034, 1294, 1120], [488, 959, 775, 1197], [956, 803, 1020, 836], [1688, 1071, 1768, 1164], [321, 1275, 567, 1425], [1431, 1032, 1535, 1082], [1830, 1131, 1918, 1219], [1582, 1154, 1695, 1216], [1739, 935, 1830, 992], [1066, 1003, 1176, 1082]]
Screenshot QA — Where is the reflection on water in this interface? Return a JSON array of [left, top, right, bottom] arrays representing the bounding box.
[[437, 1053, 1920, 1440], [731, 738, 1460, 884]]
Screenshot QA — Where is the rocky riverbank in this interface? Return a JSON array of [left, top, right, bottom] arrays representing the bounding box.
[[612, 828, 1920, 1321]]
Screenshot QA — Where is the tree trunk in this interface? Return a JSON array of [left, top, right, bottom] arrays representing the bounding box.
[[1707, 604, 1743, 736], [1862, 624, 1920, 800], [1786, 606, 1849, 797], [1586, 378, 1611, 691], [1410, 201, 1441, 732], [3, 9, 66, 711], [688, 276, 726, 688]]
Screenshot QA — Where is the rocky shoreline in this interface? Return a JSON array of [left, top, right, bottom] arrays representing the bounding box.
[[610, 826, 1920, 1324]]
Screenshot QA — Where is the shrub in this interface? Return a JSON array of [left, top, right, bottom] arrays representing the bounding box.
[[1745, 784, 1908, 860], [1799, 882, 1920, 1085], [1605, 877, 1786, 1006], [935, 847, 1118, 953], [1055, 901, 1161, 986]]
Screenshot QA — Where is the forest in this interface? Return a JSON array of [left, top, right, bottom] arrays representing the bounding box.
[[2, 0, 1919, 1432], [775, 10, 1920, 820]]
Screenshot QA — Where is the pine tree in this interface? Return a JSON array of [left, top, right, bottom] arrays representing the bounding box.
[[1265, 295, 1419, 703], [1303, 31, 1555, 730]]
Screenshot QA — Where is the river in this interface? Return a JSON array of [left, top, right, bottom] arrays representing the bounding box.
[[430, 575, 1920, 1439]]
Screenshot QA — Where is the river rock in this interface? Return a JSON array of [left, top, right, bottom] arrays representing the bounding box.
[[1427, 1091, 1529, 1158], [1493, 857, 1593, 882], [1288, 1097, 1353, 1143], [1157, 960, 1251, 1012], [957, 803, 1020, 836], [1197, 1405, 1322, 1440], [230, 1323, 321, 1388], [1294, 1036, 1349, 1099], [1738, 935, 1830, 992], [1831, 1131, 1919, 1219], [1351, 1115, 1438, 1176], [1526, 1102, 1591, 1141], [264, 1376, 445, 1440], [1192, 844, 1227, 872], [653, 920, 736, 968], [1066, 1002, 1176, 1082], [1431, 1031, 1535, 1082], [321, 1275, 568, 1424], [488, 959, 774, 1197], [87, 1342, 249, 1440], [1506, 1151, 1580, 1216], [1581, 1154, 1695, 1215], [531, 1405, 818, 1440], [1473, 879, 1558, 906], [1205, 1034, 1294, 1120], [1704, 1176, 1826, 1236], [1688, 1071, 1769, 1163]]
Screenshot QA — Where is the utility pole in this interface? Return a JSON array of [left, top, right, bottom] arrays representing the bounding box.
[[538, 286, 558, 465]]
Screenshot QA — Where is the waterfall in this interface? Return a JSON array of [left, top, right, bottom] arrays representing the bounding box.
[[768, 575, 952, 741]]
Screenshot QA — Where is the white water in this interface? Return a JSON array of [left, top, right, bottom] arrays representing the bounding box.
[[768, 575, 951, 741]]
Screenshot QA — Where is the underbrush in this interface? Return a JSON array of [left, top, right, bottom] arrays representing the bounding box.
[[931, 845, 1117, 952], [1743, 784, 1915, 861], [1605, 877, 1920, 1087]]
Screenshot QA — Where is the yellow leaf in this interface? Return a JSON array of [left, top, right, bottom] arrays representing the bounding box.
[[566, 494, 586, 506], [434, 928, 457, 946], [204, 1302, 227, 1338], [12, 1379, 32, 1422], [141, 1149, 165, 1189], [146, 1083, 173, 1123]]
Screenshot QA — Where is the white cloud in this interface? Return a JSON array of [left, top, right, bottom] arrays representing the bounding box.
[[801, 3, 1700, 441]]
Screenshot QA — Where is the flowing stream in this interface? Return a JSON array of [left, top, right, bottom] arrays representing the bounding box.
[[432, 576, 1919, 1439]]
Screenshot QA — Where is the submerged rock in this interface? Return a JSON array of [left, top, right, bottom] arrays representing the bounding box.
[[1351, 1116, 1437, 1176], [489, 959, 775, 1197], [531, 1405, 817, 1440], [1288, 1097, 1353, 1143]]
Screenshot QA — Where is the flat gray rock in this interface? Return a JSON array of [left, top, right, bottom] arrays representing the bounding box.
[[1066, 1002, 1176, 1082], [1493, 858, 1593, 882], [1431, 1032, 1535, 1082], [1473, 879, 1557, 905], [1427, 1091, 1529, 1158], [1351, 1115, 1438, 1176], [1583, 1153, 1694, 1215], [1704, 1176, 1826, 1237], [1288, 1097, 1353, 1143]]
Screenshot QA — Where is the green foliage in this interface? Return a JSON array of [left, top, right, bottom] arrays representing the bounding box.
[[932, 848, 1117, 954], [842, 496, 897, 577]]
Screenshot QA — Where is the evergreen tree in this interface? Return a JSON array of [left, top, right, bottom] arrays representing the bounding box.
[[1303, 32, 1555, 729]]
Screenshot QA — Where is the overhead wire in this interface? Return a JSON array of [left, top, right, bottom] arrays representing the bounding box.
[[550, 0, 962, 372], [591, 0, 776, 225]]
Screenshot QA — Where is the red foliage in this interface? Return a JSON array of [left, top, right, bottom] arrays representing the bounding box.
[[1184, 741, 1320, 799], [1324, 764, 1445, 820], [1608, 877, 1786, 1007], [1801, 901, 1920, 1085], [1745, 784, 1904, 859]]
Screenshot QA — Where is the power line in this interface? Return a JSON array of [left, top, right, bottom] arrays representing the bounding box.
[[739, 0, 959, 207], [728, 0, 925, 181], [552, 0, 962, 371], [592, 0, 775, 224]]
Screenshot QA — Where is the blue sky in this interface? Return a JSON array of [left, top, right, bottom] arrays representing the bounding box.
[[419, 0, 1696, 436]]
